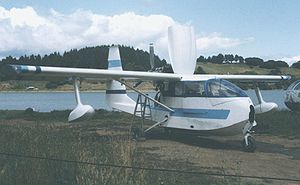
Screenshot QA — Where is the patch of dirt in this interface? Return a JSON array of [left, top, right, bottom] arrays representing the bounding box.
[[137, 132, 300, 185], [93, 125, 300, 184]]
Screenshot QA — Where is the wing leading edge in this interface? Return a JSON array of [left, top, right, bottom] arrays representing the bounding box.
[[5, 64, 182, 81], [2, 64, 290, 83], [193, 74, 291, 82]]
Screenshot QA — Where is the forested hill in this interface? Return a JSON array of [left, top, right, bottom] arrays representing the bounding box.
[[0, 45, 167, 71], [1, 45, 300, 73], [1, 45, 300, 90]]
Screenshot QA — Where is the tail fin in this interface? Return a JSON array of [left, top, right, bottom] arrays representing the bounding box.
[[105, 46, 136, 114]]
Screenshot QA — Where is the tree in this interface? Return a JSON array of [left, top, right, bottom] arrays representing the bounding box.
[[235, 55, 244, 63], [260, 60, 288, 69], [291, 61, 300, 69], [245, 57, 264, 66], [196, 56, 206, 63], [224, 54, 234, 63], [211, 54, 224, 64], [0, 45, 167, 72]]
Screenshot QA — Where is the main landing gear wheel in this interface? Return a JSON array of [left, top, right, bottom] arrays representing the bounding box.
[[242, 135, 256, 152]]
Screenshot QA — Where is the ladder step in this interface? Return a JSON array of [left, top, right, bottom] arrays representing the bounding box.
[[132, 94, 153, 134]]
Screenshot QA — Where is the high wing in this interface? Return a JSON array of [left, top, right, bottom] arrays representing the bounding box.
[[1, 64, 290, 82], [193, 74, 290, 82], [2, 64, 182, 81]]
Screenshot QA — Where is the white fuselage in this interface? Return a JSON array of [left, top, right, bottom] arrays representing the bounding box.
[[152, 96, 252, 134], [151, 78, 253, 135]]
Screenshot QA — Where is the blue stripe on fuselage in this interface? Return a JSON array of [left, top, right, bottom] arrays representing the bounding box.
[[108, 60, 122, 68], [171, 108, 230, 119]]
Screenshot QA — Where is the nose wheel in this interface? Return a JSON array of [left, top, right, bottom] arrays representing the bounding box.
[[242, 133, 256, 152], [242, 120, 257, 152]]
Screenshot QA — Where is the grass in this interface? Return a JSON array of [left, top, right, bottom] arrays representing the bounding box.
[[0, 110, 236, 185], [197, 63, 300, 76], [0, 109, 298, 184], [255, 110, 300, 138]]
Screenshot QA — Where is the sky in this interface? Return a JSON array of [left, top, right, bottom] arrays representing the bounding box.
[[1, 0, 300, 65]]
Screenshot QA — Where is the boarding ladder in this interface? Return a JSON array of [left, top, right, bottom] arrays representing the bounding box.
[[131, 94, 152, 138]]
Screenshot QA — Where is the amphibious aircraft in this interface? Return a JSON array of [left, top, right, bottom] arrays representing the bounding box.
[[2, 25, 290, 152]]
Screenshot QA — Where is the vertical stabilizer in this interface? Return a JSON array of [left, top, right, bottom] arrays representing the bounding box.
[[106, 46, 136, 114], [168, 25, 196, 74]]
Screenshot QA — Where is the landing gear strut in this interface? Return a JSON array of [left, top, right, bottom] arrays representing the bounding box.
[[242, 122, 257, 152], [242, 132, 256, 152], [242, 105, 257, 152]]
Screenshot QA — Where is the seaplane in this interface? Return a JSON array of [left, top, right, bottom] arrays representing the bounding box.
[[2, 25, 290, 152]]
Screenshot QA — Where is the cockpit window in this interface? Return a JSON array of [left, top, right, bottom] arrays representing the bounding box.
[[160, 79, 247, 97], [205, 79, 248, 97]]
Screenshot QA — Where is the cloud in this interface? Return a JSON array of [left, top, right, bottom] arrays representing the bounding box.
[[0, 6, 251, 61], [280, 55, 300, 66], [0, 6, 175, 58], [196, 32, 254, 52]]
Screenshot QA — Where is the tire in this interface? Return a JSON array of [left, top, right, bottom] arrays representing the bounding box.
[[242, 136, 256, 152]]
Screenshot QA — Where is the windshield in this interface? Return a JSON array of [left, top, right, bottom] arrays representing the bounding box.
[[205, 79, 248, 97]]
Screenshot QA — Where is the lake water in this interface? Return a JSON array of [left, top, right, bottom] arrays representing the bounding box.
[[0, 90, 287, 112]]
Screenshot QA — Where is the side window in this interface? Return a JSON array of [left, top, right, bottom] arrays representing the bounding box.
[[175, 82, 184, 96], [160, 81, 206, 97], [184, 81, 205, 97], [161, 81, 176, 96]]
